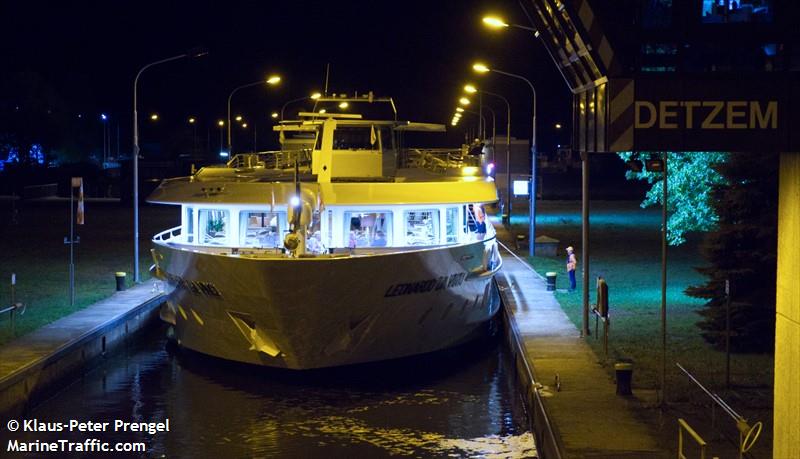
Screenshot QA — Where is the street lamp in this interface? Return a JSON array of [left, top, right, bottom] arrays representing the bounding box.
[[473, 61, 537, 255], [280, 92, 322, 121], [459, 97, 471, 106], [188, 117, 197, 154], [132, 48, 207, 283], [150, 113, 159, 121], [227, 75, 281, 154], [482, 15, 540, 37]]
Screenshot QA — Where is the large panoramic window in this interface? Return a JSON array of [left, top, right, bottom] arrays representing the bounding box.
[[345, 211, 392, 248], [199, 209, 230, 245], [239, 211, 284, 248], [405, 210, 440, 246], [701, 0, 773, 23]]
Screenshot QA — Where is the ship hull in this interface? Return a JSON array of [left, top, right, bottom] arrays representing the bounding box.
[[152, 238, 501, 369]]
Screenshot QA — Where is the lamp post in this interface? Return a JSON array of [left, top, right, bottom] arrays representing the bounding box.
[[227, 75, 280, 154], [132, 49, 206, 283], [280, 92, 321, 121], [474, 62, 537, 255], [217, 120, 225, 157], [466, 85, 511, 220], [482, 15, 540, 36]]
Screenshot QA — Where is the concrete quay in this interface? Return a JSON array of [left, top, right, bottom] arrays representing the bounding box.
[[494, 221, 669, 459], [0, 282, 169, 417]]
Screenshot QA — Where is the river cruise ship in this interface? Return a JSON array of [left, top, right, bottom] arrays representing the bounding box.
[[147, 95, 502, 369]]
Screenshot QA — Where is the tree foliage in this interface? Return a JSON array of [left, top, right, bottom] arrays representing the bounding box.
[[617, 151, 727, 245], [686, 152, 778, 352]]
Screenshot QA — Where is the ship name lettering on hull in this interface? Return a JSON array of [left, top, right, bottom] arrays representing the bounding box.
[[163, 271, 222, 297], [384, 272, 467, 298]]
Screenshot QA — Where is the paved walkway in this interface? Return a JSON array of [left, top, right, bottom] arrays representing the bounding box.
[[494, 221, 669, 459], [0, 282, 168, 410]]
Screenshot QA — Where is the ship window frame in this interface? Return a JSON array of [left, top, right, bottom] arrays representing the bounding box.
[[403, 209, 440, 246], [344, 210, 393, 248], [239, 210, 286, 248], [198, 208, 230, 246]]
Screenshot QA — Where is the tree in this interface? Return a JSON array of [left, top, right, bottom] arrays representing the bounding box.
[[617, 151, 727, 245], [686, 152, 778, 352]]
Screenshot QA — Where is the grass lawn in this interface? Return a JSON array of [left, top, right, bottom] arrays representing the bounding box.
[[0, 199, 179, 346], [509, 200, 774, 455]]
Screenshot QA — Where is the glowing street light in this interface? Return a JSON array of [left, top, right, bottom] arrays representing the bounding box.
[[217, 120, 224, 127], [271, 112, 279, 119], [456, 107, 464, 113], [482, 16, 509, 28], [188, 117, 196, 124], [235, 115, 243, 122], [310, 92, 322, 100], [319, 109, 327, 114], [555, 123, 562, 129], [472, 63, 490, 73], [482, 14, 540, 37], [338, 101, 349, 109], [266, 75, 281, 85], [459, 97, 471, 106], [150, 113, 159, 121], [464, 84, 477, 94], [241, 123, 248, 128]]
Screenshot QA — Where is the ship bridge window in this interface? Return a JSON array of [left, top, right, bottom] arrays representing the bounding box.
[[405, 210, 440, 246], [240, 211, 285, 248], [333, 127, 377, 150], [345, 211, 392, 248], [281, 131, 317, 151], [199, 209, 230, 245]]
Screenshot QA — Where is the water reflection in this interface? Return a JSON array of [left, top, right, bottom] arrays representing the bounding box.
[[7, 325, 536, 458]]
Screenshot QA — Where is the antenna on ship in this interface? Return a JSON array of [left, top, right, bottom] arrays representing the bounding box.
[[323, 63, 330, 96]]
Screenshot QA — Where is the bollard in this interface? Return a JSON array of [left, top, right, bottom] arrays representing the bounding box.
[[115, 272, 127, 291], [545, 272, 557, 291], [615, 362, 633, 395]]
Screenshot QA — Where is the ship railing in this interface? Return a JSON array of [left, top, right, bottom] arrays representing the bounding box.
[[226, 149, 312, 170], [402, 148, 481, 174], [153, 226, 182, 243]]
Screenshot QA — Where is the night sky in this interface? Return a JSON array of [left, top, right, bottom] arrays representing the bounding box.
[[1, 1, 571, 154]]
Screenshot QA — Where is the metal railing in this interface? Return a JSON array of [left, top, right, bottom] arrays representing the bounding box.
[[401, 148, 481, 174], [226, 149, 312, 170], [678, 418, 709, 459], [153, 226, 182, 242], [677, 363, 763, 459], [1, 274, 25, 336]]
